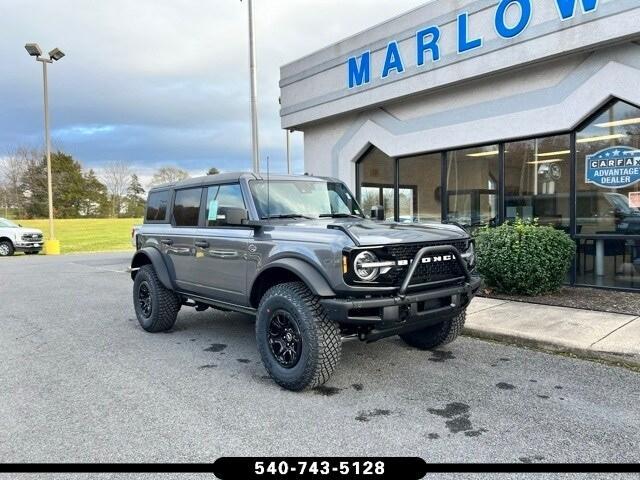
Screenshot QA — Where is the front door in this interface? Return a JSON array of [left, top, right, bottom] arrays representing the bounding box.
[[190, 183, 251, 306]]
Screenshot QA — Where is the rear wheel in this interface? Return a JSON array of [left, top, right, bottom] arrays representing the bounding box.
[[400, 310, 466, 350], [256, 282, 341, 391], [133, 265, 181, 333], [0, 240, 14, 257]]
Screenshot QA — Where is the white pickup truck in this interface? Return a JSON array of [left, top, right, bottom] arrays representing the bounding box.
[[0, 218, 44, 256]]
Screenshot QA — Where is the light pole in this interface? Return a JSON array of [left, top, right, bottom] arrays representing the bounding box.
[[25, 43, 64, 255], [243, 0, 260, 173]]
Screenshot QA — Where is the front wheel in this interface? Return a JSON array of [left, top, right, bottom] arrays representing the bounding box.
[[400, 310, 466, 350], [256, 282, 342, 391], [0, 240, 15, 257], [133, 265, 181, 333]]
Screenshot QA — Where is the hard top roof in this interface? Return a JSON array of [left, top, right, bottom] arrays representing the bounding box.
[[148, 172, 340, 192]]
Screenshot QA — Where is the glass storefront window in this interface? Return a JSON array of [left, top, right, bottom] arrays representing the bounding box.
[[398, 153, 442, 223], [504, 134, 571, 230], [357, 147, 395, 219], [446, 145, 499, 229], [576, 100, 640, 236], [576, 238, 640, 289]]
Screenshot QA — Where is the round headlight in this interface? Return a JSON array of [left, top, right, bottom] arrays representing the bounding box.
[[354, 250, 380, 281]]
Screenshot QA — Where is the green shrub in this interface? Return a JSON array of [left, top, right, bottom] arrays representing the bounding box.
[[474, 219, 576, 296]]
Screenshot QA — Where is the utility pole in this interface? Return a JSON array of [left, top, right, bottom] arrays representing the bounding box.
[[42, 59, 54, 240], [25, 43, 65, 255], [246, 0, 260, 173]]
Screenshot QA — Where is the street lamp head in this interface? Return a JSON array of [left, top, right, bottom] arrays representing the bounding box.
[[25, 43, 42, 57], [49, 48, 65, 61]]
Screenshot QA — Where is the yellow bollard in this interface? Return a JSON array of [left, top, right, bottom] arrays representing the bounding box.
[[44, 239, 61, 255]]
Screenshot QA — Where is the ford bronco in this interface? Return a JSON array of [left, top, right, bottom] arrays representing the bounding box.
[[130, 173, 480, 391]]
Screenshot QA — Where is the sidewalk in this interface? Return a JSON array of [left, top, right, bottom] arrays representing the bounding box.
[[464, 297, 640, 368]]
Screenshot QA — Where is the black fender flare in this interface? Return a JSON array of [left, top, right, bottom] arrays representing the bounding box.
[[252, 258, 336, 298], [130, 247, 174, 290]]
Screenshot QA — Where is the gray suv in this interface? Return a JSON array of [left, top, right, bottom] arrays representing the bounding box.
[[131, 173, 480, 391]]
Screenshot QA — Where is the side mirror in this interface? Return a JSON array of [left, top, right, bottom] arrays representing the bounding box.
[[370, 205, 385, 221], [218, 207, 248, 226]]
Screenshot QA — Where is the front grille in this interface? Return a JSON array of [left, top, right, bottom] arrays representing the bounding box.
[[22, 233, 43, 241], [384, 240, 468, 287]]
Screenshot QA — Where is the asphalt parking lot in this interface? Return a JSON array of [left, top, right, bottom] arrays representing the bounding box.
[[1, 252, 639, 479]]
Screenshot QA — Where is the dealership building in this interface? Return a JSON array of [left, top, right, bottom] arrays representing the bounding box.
[[279, 0, 640, 291]]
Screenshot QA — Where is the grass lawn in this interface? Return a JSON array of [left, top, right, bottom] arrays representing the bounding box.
[[17, 218, 142, 254]]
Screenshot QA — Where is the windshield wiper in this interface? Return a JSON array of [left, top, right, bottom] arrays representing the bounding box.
[[261, 214, 315, 220], [319, 213, 362, 218]]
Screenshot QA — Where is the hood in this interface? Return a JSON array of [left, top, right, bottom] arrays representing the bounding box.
[[267, 218, 468, 246], [17, 227, 43, 236]]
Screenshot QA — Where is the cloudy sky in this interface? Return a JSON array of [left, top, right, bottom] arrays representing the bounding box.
[[1, 0, 427, 184]]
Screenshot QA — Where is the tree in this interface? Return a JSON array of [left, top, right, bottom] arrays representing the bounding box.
[[81, 169, 109, 217], [125, 173, 146, 218], [207, 167, 220, 176], [1, 147, 40, 217], [0, 183, 9, 218], [101, 160, 131, 217], [21, 151, 88, 218], [151, 167, 190, 186]]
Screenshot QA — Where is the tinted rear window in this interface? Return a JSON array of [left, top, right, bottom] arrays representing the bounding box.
[[146, 191, 170, 222], [173, 188, 203, 227]]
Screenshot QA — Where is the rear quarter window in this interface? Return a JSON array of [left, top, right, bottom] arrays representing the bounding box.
[[146, 191, 170, 222]]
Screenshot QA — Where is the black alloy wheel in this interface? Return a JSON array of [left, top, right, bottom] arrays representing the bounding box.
[[137, 281, 153, 318], [267, 310, 303, 368]]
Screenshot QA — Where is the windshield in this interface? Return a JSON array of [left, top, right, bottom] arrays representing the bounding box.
[[605, 193, 640, 215], [0, 218, 18, 228], [249, 180, 364, 219]]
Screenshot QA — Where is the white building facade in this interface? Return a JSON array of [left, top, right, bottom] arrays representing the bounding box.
[[280, 0, 640, 290]]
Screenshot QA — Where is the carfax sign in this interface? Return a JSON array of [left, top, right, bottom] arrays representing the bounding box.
[[586, 147, 640, 189]]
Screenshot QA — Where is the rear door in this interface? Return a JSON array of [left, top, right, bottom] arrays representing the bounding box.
[[190, 183, 251, 305], [164, 186, 204, 292]]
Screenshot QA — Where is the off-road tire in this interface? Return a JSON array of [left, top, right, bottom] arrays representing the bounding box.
[[399, 310, 466, 350], [256, 282, 341, 391], [0, 240, 14, 257], [133, 264, 181, 333]]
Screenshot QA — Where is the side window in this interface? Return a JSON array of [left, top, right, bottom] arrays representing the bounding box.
[[146, 191, 170, 222], [205, 183, 245, 227], [173, 188, 203, 227]]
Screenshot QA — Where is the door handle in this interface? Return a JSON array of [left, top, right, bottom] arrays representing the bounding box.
[[161, 239, 173, 246], [195, 241, 210, 249], [210, 250, 237, 258]]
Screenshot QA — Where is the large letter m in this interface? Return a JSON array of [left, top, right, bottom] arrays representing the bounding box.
[[348, 52, 370, 89]]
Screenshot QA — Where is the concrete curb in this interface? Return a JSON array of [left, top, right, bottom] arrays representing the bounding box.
[[462, 326, 640, 369]]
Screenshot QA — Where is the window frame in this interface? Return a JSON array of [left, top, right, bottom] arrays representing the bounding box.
[[572, 98, 640, 241], [144, 189, 173, 224], [170, 187, 205, 229], [201, 182, 249, 229]]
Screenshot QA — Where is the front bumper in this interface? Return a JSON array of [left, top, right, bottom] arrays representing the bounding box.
[[321, 276, 480, 342], [15, 242, 43, 252], [322, 275, 480, 323]]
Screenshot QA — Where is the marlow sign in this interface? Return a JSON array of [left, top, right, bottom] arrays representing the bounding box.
[[348, 0, 599, 89]]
